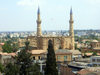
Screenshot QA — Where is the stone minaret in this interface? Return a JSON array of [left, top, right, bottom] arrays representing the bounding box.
[[69, 8, 75, 50], [37, 7, 42, 36]]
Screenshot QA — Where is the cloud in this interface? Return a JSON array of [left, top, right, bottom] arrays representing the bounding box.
[[17, 0, 38, 7], [17, 0, 46, 7]]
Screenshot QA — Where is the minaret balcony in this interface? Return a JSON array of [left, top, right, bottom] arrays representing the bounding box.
[[69, 21, 74, 23], [37, 20, 41, 24]]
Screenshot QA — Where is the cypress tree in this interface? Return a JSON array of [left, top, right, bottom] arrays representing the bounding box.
[[25, 38, 30, 50], [45, 40, 58, 75]]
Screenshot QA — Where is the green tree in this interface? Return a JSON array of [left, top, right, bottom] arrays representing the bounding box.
[[92, 52, 97, 56], [16, 41, 42, 75], [25, 39, 30, 50], [32, 63, 42, 75], [12, 43, 19, 52], [3, 40, 42, 75], [2, 40, 19, 53], [4, 63, 19, 75], [2, 42, 13, 53], [45, 40, 58, 75], [0, 63, 4, 73], [16, 49, 32, 75], [75, 43, 77, 49]]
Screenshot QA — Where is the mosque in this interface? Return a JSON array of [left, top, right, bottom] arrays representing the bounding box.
[[19, 7, 75, 51]]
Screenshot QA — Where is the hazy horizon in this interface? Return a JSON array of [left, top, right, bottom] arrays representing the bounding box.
[[0, 29, 100, 33]]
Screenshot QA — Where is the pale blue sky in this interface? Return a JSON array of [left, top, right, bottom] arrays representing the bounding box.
[[0, 0, 100, 31]]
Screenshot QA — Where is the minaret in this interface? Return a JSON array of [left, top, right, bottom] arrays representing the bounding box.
[[69, 8, 75, 50], [37, 7, 42, 36]]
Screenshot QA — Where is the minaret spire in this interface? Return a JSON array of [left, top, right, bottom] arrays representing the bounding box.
[[37, 6, 42, 36], [38, 6, 40, 14], [69, 7, 75, 50], [70, 7, 73, 14]]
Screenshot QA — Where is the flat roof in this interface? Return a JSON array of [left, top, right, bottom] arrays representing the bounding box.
[[91, 56, 100, 58]]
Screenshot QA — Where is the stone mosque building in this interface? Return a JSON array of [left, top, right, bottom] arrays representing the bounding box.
[[19, 7, 75, 51]]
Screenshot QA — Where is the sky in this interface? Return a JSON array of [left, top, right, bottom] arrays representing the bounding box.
[[0, 0, 100, 31]]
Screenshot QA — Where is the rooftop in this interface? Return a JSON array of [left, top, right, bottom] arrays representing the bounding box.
[[91, 56, 100, 58], [30, 50, 46, 55], [0, 52, 16, 56]]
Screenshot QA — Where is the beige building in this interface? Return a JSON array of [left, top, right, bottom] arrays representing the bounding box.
[[55, 49, 72, 63], [41, 49, 72, 63], [91, 41, 100, 50], [19, 7, 75, 51], [30, 49, 72, 63], [30, 50, 46, 60]]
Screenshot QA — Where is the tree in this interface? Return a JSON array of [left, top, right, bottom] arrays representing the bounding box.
[[25, 38, 30, 50], [2, 40, 19, 53], [92, 52, 97, 56], [0, 63, 4, 73], [4, 63, 19, 75], [12, 43, 19, 52], [3, 40, 42, 75], [2, 42, 13, 53], [16, 41, 32, 75], [32, 63, 42, 75], [75, 43, 77, 50], [16, 41, 42, 75], [16, 49, 34, 75], [45, 40, 58, 75]]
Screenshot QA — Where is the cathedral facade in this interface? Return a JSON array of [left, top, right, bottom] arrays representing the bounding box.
[[19, 7, 75, 51]]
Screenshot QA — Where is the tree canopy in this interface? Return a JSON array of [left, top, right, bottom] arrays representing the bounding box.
[[3, 40, 42, 75], [15, 41, 42, 75], [4, 63, 19, 75], [2, 41, 18, 53]]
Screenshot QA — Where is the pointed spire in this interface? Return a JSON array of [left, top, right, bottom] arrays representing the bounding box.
[[69, 7, 75, 50], [70, 7, 73, 14], [37, 6, 42, 36], [38, 6, 40, 14]]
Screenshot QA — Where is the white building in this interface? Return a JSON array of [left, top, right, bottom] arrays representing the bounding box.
[[0, 52, 16, 65], [90, 56, 100, 67]]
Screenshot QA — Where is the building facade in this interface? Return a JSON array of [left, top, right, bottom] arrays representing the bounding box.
[[0, 52, 16, 65], [60, 64, 75, 75], [91, 41, 100, 50], [91, 56, 100, 67], [19, 7, 75, 51], [30, 49, 72, 63]]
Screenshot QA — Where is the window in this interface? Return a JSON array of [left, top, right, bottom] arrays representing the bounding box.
[[57, 56, 60, 60], [92, 59, 95, 62], [97, 59, 100, 62], [64, 56, 67, 61], [33, 56, 35, 60], [38, 56, 41, 60]]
